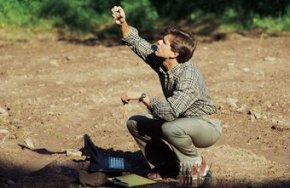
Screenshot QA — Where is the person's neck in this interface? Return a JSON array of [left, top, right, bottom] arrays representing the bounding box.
[[163, 59, 178, 71]]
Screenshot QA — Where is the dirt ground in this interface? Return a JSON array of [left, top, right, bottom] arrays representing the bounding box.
[[0, 33, 290, 187]]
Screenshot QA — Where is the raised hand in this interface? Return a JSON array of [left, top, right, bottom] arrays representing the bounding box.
[[112, 6, 126, 25]]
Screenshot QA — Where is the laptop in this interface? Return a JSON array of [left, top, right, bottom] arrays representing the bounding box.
[[84, 134, 130, 173]]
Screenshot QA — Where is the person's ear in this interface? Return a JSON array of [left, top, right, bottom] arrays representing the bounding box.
[[170, 51, 179, 59]]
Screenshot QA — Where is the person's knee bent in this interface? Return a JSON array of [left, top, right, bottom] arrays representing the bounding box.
[[126, 116, 138, 132], [161, 121, 183, 139]]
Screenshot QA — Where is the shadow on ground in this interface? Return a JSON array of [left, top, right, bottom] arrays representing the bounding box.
[[0, 145, 151, 188], [0, 148, 289, 188]]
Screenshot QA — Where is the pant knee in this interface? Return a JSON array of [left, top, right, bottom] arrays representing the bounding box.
[[162, 122, 183, 139], [126, 118, 137, 132]]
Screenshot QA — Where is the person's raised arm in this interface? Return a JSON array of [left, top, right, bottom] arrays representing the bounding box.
[[112, 6, 130, 38], [111, 6, 160, 71]]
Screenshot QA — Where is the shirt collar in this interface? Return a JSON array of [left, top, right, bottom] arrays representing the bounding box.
[[167, 63, 182, 76]]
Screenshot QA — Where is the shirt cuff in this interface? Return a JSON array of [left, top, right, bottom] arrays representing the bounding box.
[[121, 27, 138, 45], [148, 97, 159, 114]]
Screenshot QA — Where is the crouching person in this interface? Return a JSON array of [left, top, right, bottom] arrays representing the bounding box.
[[112, 6, 222, 182]]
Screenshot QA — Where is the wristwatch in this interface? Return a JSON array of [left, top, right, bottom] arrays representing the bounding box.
[[139, 93, 146, 102]]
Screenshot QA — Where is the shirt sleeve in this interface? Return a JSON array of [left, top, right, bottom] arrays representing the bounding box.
[[121, 27, 159, 69], [149, 70, 200, 121]]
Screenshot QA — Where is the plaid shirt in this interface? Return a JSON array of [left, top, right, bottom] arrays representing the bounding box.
[[122, 27, 216, 121]]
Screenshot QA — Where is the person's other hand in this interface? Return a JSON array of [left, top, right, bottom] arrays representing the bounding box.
[[112, 6, 126, 25], [121, 91, 141, 104]]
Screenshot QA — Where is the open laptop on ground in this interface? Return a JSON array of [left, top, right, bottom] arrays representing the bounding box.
[[83, 134, 130, 173]]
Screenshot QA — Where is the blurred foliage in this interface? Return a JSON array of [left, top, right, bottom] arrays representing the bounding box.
[[151, 0, 290, 32], [0, 0, 40, 27], [121, 0, 158, 31], [0, 0, 290, 38], [39, 0, 96, 33]]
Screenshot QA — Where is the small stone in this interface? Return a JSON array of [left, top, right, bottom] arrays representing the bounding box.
[[271, 118, 277, 124], [0, 129, 9, 146], [0, 107, 8, 117], [242, 67, 250, 72], [236, 104, 249, 113], [263, 101, 272, 108], [0, 129, 9, 134], [249, 114, 256, 121], [56, 81, 64, 85], [223, 124, 229, 128], [258, 83, 264, 88], [49, 59, 59, 67], [75, 135, 83, 140], [24, 137, 35, 149], [262, 115, 268, 120], [264, 56, 276, 62], [64, 56, 71, 61], [226, 97, 239, 108], [250, 106, 262, 119], [271, 120, 290, 131], [66, 149, 82, 157]]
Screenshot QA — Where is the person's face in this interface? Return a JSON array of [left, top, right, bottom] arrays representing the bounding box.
[[155, 34, 178, 59]]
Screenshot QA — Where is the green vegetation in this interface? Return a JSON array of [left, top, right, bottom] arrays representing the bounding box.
[[0, 0, 289, 39]]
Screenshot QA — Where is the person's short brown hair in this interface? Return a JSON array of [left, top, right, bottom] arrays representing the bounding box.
[[164, 27, 197, 63]]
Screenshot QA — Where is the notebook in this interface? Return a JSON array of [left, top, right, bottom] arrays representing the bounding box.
[[109, 174, 156, 187]]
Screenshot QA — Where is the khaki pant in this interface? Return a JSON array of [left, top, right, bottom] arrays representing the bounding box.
[[127, 114, 222, 169]]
